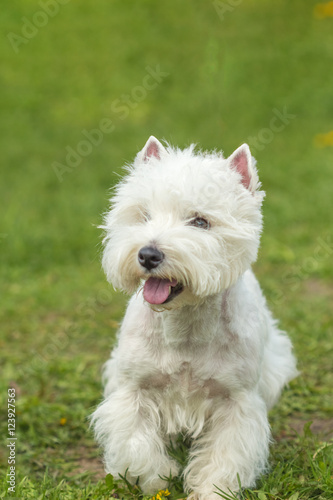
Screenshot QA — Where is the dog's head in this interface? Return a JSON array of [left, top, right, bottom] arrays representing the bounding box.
[[101, 137, 265, 309]]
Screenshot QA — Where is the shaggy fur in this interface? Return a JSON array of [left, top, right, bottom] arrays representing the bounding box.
[[91, 137, 298, 499]]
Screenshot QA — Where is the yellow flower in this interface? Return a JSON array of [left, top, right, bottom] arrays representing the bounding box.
[[314, 1, 333, 19], [150, 490, 171, 500], [314, 130, 333, 148], [60, 417, 67, 425]]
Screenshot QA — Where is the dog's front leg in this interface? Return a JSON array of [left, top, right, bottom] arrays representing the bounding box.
[[184, 391, 270, 499], [91, 384, 179, 493]]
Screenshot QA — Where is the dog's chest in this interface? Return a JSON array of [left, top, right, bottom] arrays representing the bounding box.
[[171, 360, 230, 399], [132, 299, 258, 398], [141, 341, 231, 400]]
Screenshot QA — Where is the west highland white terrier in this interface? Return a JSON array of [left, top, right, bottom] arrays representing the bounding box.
[[91, 137, 297, 498]]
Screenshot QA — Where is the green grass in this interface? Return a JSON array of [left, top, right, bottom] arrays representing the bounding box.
[[1, 0, 333, 498]]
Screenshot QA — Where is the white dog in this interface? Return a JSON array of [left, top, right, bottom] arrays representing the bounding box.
[[91, 137, 297, 498]]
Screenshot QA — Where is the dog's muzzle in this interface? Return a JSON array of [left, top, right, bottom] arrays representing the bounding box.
[[138, 246, 184, 305]]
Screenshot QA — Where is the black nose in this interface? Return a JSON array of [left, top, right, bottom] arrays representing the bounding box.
[[138, 246, 164, 270]]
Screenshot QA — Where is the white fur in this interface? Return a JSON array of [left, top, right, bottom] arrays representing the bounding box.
[[91, 138, 298, 498]]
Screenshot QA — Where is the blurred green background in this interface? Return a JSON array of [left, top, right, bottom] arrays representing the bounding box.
[[1, 0, 333, 498]]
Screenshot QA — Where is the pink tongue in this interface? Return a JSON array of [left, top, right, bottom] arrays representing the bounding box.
[[143, 277, 177, 304]]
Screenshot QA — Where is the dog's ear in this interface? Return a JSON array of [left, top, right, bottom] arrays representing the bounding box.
[[228, 144, 256, 192], [140, 136, 167, 162]]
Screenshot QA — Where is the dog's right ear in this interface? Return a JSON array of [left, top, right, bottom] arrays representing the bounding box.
[[138, 136, 167, 162]]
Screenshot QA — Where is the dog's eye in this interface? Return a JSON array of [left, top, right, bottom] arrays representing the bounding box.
[[142, 211, 151, 222], [188, 217, 210, 229]]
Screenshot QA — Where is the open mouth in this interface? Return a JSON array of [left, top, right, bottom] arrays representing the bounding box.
[[143, 277, 184, 305]]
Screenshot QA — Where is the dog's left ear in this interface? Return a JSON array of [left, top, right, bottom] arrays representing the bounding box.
[[228, 144, 256, 193], [139, 136, 167, 162]]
